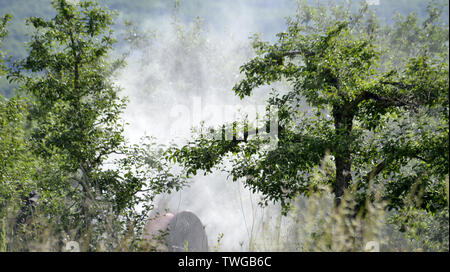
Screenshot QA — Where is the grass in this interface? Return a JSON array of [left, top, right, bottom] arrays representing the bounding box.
[[1, 177, 448, 252]]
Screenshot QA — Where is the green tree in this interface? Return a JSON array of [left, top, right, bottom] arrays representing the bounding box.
[[1, 13, 41, 251], [5, 0, 184, 251], [0, 14, 11, 73], [171, 1, 449, 214]]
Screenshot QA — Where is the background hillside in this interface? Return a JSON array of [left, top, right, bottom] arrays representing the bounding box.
[[0, 0, 446, 97]]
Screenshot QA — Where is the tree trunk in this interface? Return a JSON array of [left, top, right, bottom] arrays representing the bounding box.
[[334, 151, 352, 205], [333, 106, 354, 206]]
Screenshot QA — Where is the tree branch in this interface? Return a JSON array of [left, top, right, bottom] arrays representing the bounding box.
[[363, 150, 430, 184], [365, 159, 387, 182], [281, 49, 314, 58], [380, 81, 416, 89], [351, 90, 412, 109]]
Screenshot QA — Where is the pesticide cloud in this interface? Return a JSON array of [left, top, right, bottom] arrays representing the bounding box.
[[115, 1, 295, 251], [113, 0, 425, 252]]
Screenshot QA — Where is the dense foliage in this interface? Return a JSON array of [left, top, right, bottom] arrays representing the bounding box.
[[0, 0, 448, 251], [1, 0, 185, 251], [171, 1, 449, 215]]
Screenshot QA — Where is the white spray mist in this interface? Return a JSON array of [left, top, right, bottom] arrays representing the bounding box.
[[115, 3, 295, 251]]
